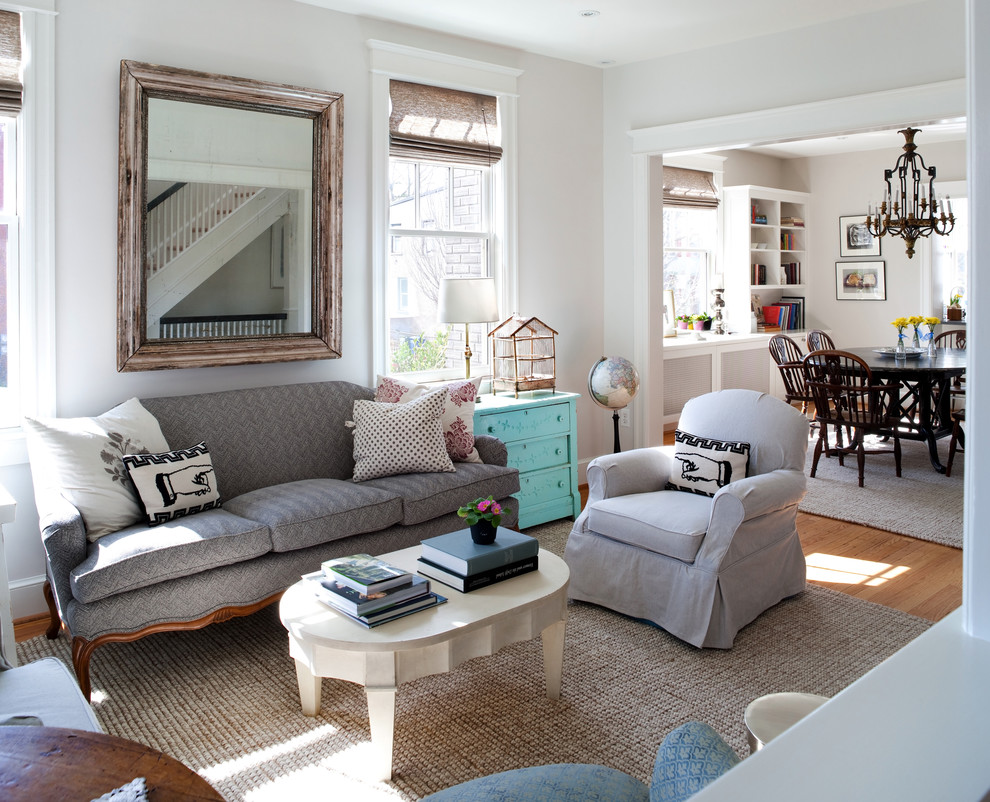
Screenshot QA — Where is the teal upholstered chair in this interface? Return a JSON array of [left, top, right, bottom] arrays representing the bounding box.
[[422, 721, 740, 802]]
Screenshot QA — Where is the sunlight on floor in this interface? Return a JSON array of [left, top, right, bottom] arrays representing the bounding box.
[[244, 743, 406, 801], [199, 723, 339, 783], [805, 552, 910, 586]]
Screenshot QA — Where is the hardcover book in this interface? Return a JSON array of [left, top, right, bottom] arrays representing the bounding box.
[[323, 591, 448, 629], [420, 529, 539, 575], [416, 554, 539, 593], [321, 553, 413, 594], [302, 571, 430, 616]]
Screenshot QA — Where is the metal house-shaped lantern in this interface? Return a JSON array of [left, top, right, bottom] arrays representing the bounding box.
[[488, 315, 558, 397]]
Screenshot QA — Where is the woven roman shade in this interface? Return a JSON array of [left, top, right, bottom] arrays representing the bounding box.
[[663, 167, 719, 209], [389, 80, 501, 166], [0, 10, 21, 113]]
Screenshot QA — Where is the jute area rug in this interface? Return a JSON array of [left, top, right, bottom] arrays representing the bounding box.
[[18, 521, 931, 801], [798, 432, 963, 549]]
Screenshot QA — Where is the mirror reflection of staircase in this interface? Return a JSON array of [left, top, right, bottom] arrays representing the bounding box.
[[145, 183, 290, 338]]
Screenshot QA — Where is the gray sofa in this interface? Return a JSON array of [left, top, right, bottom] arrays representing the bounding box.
[[35, 381, 520, 698]]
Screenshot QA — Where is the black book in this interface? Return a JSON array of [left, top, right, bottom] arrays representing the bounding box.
[[416, 554, 539, 593], [320, 591, 448, 628], [302, 571, 430, 616]]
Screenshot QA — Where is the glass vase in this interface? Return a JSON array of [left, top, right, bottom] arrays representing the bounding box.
[[912, 329, 921, 349], [927, 331, 937, 359], [895, 333, 906, 359]]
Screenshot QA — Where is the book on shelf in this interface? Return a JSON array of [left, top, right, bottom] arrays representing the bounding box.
[[781, 216, 804, 227], [321, 553, 413, 594], [301, 570, 430, 617], [751, 264, 767, 285], [420, 529, 539, 576], [780, 295, 805, 330], [323, 591, 448, 629], [416, 554, 539, 593]]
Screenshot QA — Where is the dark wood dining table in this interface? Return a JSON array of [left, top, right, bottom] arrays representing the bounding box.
[[843, 346, 966, 473]]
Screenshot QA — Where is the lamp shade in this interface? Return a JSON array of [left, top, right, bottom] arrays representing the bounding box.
[[437, 277, 500, 324]]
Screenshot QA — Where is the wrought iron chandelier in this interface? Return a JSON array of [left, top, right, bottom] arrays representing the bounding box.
[[865, 127, 955, 259]]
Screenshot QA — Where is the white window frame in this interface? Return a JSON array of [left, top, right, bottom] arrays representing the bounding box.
[[0, 3, 55, 467], [921, 178, 967, 320], [368, 40, 521, 382]]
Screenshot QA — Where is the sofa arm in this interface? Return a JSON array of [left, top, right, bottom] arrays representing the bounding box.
[[38, 492, 88, 625], [716, 469, 807, 523], [474, 434, 508, 467], [587, 446, 673, 504]]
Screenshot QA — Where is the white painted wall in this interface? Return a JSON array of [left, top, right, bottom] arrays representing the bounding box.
[[1, 0, 604, 618], [603, 0, 966, 451], [793, 139, 966, 345]]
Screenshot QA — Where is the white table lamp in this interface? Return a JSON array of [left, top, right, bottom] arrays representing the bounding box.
[[438, 277, 500, 379]]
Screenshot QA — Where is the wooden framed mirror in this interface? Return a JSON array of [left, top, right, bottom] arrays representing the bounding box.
[[117, 60, 343, 371]]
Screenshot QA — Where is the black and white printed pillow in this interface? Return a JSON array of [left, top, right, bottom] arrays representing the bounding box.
[[665, 430, 751, 497], [351, 387, 455, 482], [123, 441, 221, 526]]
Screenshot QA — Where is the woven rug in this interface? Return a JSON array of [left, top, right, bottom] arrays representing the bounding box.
[[18, 521, 931, 801], [798, 433, 963, 549]]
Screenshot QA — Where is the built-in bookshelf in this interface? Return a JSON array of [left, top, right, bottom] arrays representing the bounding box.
[[723, 185, 810, 334]]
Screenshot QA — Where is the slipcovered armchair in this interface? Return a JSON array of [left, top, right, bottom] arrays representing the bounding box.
[[565, 389, 808, 648]]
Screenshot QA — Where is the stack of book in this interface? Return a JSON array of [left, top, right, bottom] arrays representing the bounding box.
[[303, 553, 445, 628], [416, 529, 540, 592]]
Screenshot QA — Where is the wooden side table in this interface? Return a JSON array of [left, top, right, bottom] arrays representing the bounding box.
[[0, 726, 223, 800], [474, 390, 580, 529]]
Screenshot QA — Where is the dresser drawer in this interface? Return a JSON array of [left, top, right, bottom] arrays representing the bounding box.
[[478, 402, 571, 442], [506, 435, 569, 473], [517, 465, 572, 506]]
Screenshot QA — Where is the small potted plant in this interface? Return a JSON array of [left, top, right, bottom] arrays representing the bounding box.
[[692, 312, 712, 331], [676, 314, 693, 330], [457, 496, 503, 544], [947, 292, 963, 321]]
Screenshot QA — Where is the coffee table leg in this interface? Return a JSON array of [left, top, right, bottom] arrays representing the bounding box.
[[365, 686, 397, 781], [541, 619, 566, 700], [294, 659, 322, 716]]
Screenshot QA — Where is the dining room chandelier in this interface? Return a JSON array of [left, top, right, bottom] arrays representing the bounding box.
[[865, 127, 955, 259]]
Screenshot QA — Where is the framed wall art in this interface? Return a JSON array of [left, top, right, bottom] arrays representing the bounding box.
[[839, 214, 881, 257], [835, 261, 886, 301]]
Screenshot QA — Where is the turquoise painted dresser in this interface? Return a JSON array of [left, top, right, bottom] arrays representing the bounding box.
[[473, 390, 580, 529]]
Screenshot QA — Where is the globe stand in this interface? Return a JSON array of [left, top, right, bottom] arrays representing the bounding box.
[[613, 410, 622, 453]]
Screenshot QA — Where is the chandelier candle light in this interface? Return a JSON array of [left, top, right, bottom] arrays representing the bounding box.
[[865, 127, 954, 259]]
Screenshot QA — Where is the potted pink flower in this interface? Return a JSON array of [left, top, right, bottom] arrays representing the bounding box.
[[457, 496, 503, 544]]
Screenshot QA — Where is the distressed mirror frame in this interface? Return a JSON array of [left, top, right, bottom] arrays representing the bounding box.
[[117, 60, 343, 371]]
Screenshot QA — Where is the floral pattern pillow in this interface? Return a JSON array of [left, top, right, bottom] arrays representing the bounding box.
[[375, 375, 483, 463]]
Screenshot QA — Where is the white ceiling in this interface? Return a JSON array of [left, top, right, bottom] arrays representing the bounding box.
[[296, 0, 925, 68]]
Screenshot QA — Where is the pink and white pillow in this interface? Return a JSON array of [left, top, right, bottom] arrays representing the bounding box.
[[375, 375, 483, 463]]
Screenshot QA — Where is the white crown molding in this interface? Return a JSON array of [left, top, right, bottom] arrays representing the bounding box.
[[630, 79, 966, 155], [368, 39, 522, 96]]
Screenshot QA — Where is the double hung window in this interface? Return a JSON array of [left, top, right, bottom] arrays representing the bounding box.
[[662, 167, 719, 320], [384, 80, 501, 377]]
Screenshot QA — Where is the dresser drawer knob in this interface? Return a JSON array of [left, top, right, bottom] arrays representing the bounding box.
[[557, 415, 564, 422], [488, 426, 494, 433], [555, 448, 562, 456]]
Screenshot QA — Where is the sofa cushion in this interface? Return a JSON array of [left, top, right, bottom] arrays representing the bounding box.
[[23, 398, 171, 540], [650, 721, 740, 802], [0, 657, 102, 732], [423, 764, 648, 802], [224, 479, 404, 553], [70, 509, 272, 604], [375, 374, 484, 463], [363, 463, 520, 526], [588, 491, 711, 563], [123, 442, 221, 526], [351, 389, 455, 481]]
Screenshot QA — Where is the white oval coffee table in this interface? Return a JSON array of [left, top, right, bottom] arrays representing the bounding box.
[[279, 545, 569, 780]]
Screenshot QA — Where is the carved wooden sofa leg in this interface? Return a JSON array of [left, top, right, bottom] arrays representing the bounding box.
[[43, 581, 62, 640], [71, 636, 97, 701]]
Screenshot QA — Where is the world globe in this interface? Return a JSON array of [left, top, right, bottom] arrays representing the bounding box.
[[588, 356, 640, 410]]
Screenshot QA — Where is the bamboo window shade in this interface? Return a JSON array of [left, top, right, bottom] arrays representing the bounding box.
[[389, 80, 501, 166], [663, 167, 719, 209], [0, 10, 21, 114]]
